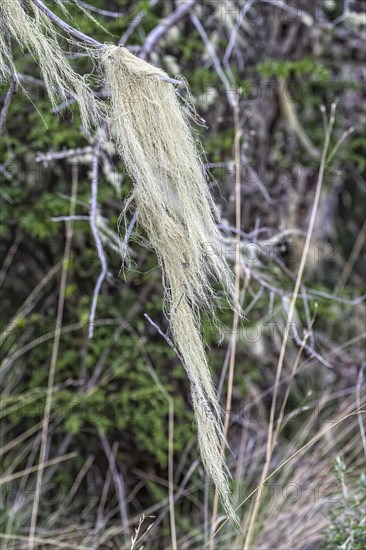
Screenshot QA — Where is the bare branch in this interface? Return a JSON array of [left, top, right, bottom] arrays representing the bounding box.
[[29, 0, 183, 85], [140, 0, 198, 60], [30, 0, 103, 48], [88, 150, 109, 339]]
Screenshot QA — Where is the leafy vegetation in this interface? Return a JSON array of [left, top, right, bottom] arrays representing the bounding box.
[[325, 457, 366, 549]]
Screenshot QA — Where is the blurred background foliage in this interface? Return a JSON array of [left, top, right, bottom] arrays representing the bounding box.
[[0, 1, 365, 548]]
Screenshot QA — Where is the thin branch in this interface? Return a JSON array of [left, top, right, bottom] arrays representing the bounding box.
[[88, 151, 109, 339], [259, 0, 314, 26], [119, 0, 159, 46], [190, 12, 236, 108], [332, 0, 351, 25], [143, 313, 178, 355], [36, 146, 93, 163], [51, 89, 110, 114], [140, 0, 198, 60], [119, 209, 139, 271], [223, 0, 256, 72], [52, 215, 90, 222], [130, 515, 155, 550], [75, 0, 125, 18], [29, 0, 183, 85], [0, 78, 18, 136], [281, 298, 334, 369], [30, 0, 103, 47]]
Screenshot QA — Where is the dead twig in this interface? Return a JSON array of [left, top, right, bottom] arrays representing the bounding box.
[[140, 0, 198, 60]]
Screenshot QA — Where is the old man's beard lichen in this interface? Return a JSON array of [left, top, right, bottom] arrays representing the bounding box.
[[101, 45, 238, 522]]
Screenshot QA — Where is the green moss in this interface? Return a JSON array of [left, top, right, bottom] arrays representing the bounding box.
[[257, 57, 331, 82]]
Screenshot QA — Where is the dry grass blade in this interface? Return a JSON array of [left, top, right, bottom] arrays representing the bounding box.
[[242, 103, 338, 549], [28, 165, 78, 549], [205, 406, 366, 548]]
